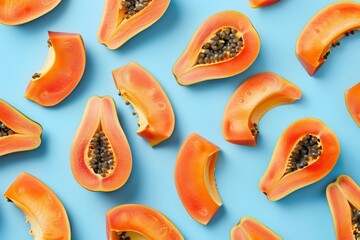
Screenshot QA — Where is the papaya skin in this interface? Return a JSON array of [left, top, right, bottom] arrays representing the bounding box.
[[296, 2, 360, 76], [222, 72, 301, 146], [173, 10, 260, 86], [259, 118, 340, 201], [345, 82, 360, 127], [249, 0, 279, 8]]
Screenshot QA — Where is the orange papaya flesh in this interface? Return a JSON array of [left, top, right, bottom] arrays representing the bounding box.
[[0, 99, 42, 156], [173, 10, 260, 85], [259, 118, 340, 201], [70, 96, 132, 192], [4, 172, 71, 239], [345, 82, 360, 127], [174, 133, 222, 225], [249, 0, 279, 8], [106, 204, 184, 240], [98, 0, 170, 49], [296, 2, 360, 76], [25, 31, 86, 107], [112, 62, 175, 147], [222, 72, 301, 146]]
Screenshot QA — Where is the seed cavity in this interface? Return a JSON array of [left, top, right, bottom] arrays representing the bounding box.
[[0, 121, 14, 137], [121, 0, 151, 19], [352, 204, 360, 239], [118, 231, 130, 240], [250, 123, 259, 137], [326, 30, 356, 60]]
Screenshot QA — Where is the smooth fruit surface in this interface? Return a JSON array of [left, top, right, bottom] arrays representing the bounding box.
[[249, 0, 279, 8], [345, 82, 360, 127]]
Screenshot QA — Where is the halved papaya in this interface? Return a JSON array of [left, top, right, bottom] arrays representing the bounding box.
[[0, 0, 61, 25], [345, 82, 360, 127], [70, 96, 132, 192], [259, 118, 340, 201], [230, 216, 281, 240], [173, 10, 260, 85], [106, 204, 184, 240], [4, 172, 71, 239], [0, 99, 42, 156], [98, 0, 170, 49], [222, 72, 301, 146], [174, 133, 222, 225], [296, 2, 360, 76], [249, 0, 279, 8], [25, 31, 86, 107], [112, 62, 175, 147]]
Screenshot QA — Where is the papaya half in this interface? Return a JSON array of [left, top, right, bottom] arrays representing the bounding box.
[[345, 82, 360, 127], [106, 204, 184, 240], [0, 0, 61, 25], [249, 0, 279, 8], [70, 96, 132, 192], [173, 10, 260, 85], [296, 2, 360, 76], [98, 0, 170, 49], [222, 72, 301, 146], [112, 62, 175, 147], [259, 118, 340, 201], [4, 172, 71, 240], [0, 99, 42, 156], [174, 133, 222, 225], [25, 31, 86, 107]]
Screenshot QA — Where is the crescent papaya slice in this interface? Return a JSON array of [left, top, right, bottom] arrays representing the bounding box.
[[70, 96, 132, 192], [25, 31, 86, 107], [106, 204, 184, 240], [222, 72, 301, 146], [173, 10, 260, 85], [112, 62, 175, 147], [0, 99, 42, 156], [98, 0, 170, 49], [249, 0, 279, 8], [345, 82, 360, 127], [174, 133, 222, 225], [296, 2, 360, 76], [4, 172, 71, 240], [259, 118, 340, 201]]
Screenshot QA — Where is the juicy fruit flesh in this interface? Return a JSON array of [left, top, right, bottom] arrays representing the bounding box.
[[197, 27, 243, 65], [121, 0, 152, 19], [323, 30, 355, 60], [352, 205, 360, 239], [0, 121, 14, 137]]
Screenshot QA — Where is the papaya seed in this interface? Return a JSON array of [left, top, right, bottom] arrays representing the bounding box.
[[32, 72, 41, 79], [119, 231, 130, 240], [47, 39, 52, 47], [122, 0, 151, 19], [351, 204, 360, 239], [0, 121, 14, 137]]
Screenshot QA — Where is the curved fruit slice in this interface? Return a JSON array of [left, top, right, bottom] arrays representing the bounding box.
[[25, 31, 86, 107], [249, 0, 279, 8], [0, 0, 61, 26], [98, 0, 170, 49], [296, 2, 360, 76], [230, 216, 281, 240], [173, 10, 260, 85], [106, 204, 184, 240], [4, 172, 71, 239], [112, 62, 175, 147], [0, 99, 42, 156], [70, 96, 132, 192], [345, 82, 360, 127], [259, 118, 340, 201], [175, 133, 222, 225], [222, 72, 301, 146]]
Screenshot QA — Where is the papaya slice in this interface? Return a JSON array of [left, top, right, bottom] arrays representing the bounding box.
[[70, 96, 132, 192], [230, 216, 281, 240], [25, 31, 86, 107], [345, 82, 360, 127], [4, 172, 71, 239], [98, 0, 170, 49], [112, 62, 175, 147], [222, 72, 301, 146], [0, 99, 42, 156], [259, 118, 340, 201], [106, 204, 184, 240], [296, 2, 360, 76], [249, 0, 279, 8], [174, 133, 222, 225], [0, 0, 61, 26], [173, 10, 260, 85]]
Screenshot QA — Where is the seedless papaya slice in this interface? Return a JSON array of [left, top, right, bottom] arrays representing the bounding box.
[[345, 82, 360, 127], [4, 172, 71, 240], [25, 31, 86, 107], [249, 0, 279, 8], [222, 72, 301, 146], [173, 10, 260, 85], [0, 99, 42, 156], [98, 0, 170, 49], [106, 204, 184, 240], [175, 133, 222, 225], [259, 118, 340, 201], [70, 96, 132, 192], [296, 2, 360, 76], [112, 62, 175, 147]]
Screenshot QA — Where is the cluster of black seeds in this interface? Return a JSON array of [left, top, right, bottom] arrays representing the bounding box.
[[0, 121, 14, 137], [88, 130, 114, 177], [352, 206, 360, 239], [250, 123, 259, 137], [324, 30, 355, 60], [118, 232, 130, 240], [197, 28, 243, 65], [121, 0, 151, 19]]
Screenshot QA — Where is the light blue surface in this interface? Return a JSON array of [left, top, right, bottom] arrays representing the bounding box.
[[0, 0, 359, 239]]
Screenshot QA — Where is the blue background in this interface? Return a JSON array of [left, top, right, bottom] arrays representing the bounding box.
[[0, 0, 359, 239]]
